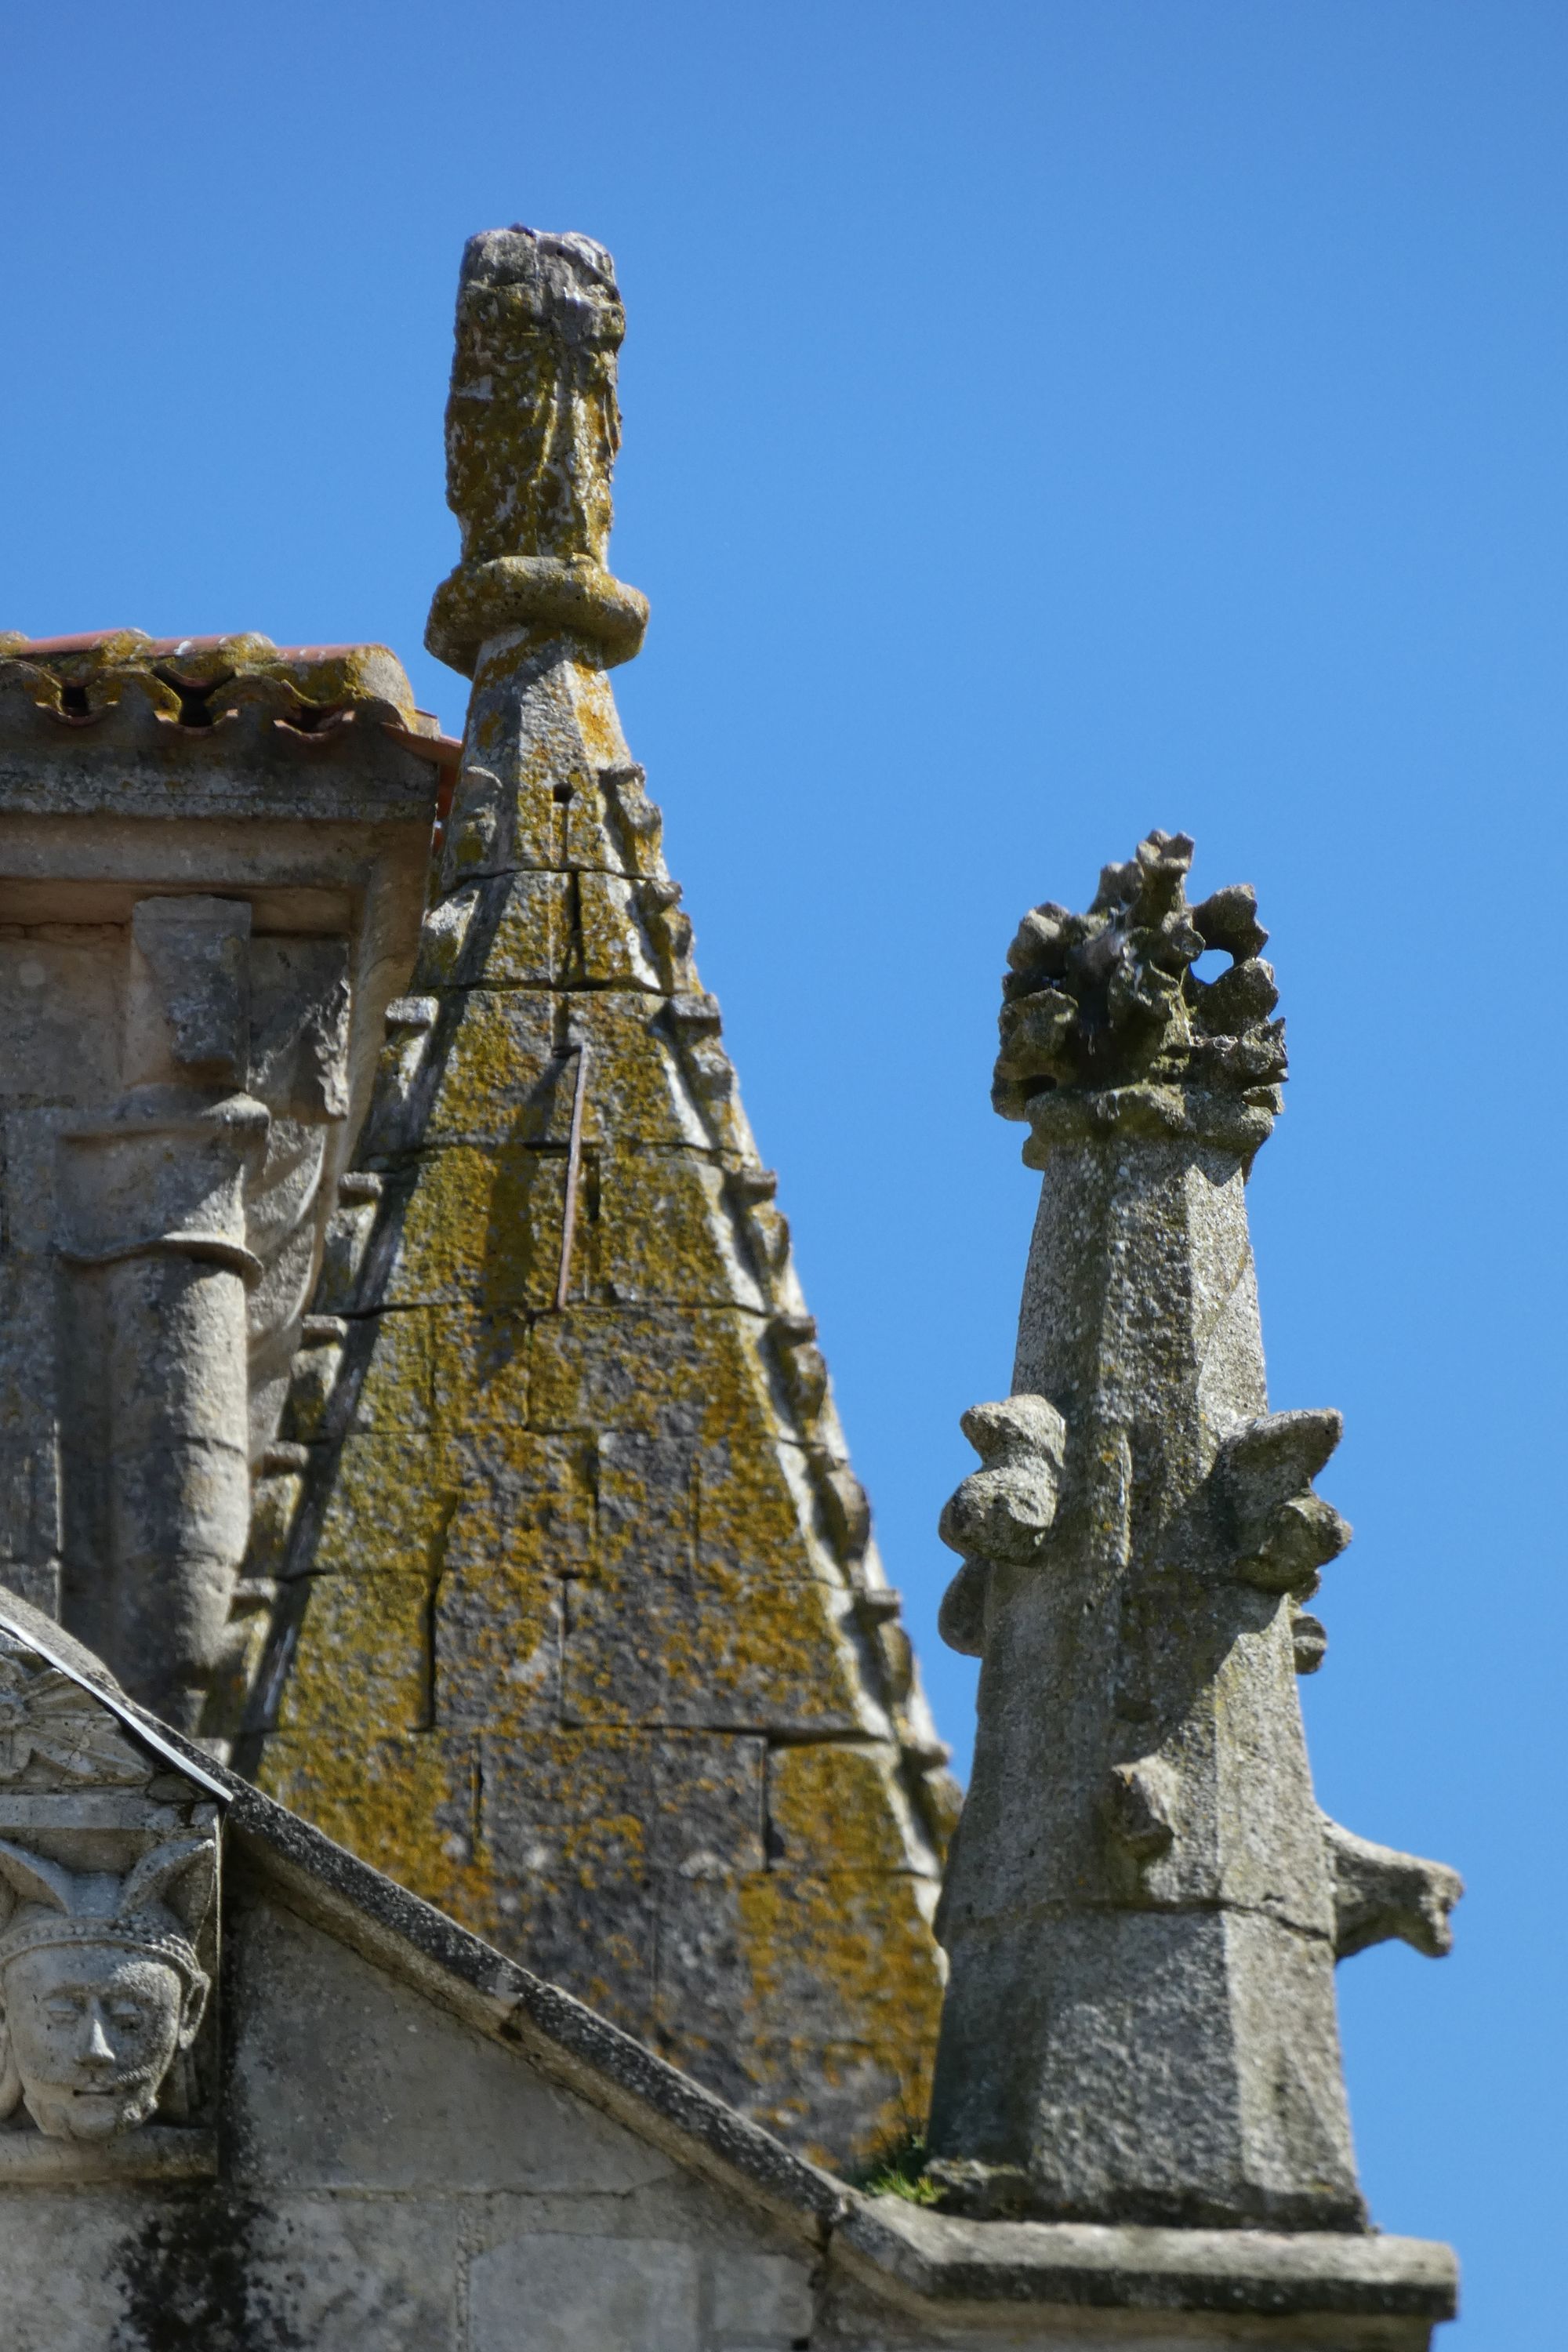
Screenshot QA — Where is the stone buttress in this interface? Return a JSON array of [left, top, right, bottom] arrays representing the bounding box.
[[226, 228, 953, 2165]]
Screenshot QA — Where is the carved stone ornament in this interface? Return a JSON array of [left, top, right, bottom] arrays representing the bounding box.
[[426, 225, 648, 675], [927, 837, 1461, 2232], [0, 1603, 223, 2178]]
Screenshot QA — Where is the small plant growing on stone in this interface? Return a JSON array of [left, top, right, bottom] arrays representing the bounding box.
[[843, 2122, 941, 2205]]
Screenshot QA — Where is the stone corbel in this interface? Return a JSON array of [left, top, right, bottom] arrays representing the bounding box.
[[0, 1613, 224, 2179]]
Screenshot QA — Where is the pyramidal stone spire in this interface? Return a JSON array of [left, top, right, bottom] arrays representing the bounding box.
[[926, 834, 1461, 2227], [226, 227, 953, 2162]]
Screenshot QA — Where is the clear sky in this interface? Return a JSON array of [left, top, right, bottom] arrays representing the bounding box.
[[5, 4, 1563, 2339]]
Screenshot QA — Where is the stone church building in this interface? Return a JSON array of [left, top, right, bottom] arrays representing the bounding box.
[[0, 226, 1460, 2347]]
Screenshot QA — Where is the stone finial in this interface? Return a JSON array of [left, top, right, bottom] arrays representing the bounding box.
[[993, 829, 1286, 1158], [926, 835, 1460, 2231], [426, 227, 649, 677]]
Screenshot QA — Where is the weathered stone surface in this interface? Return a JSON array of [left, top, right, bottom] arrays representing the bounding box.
[[0, 1648, 1454, 2349], [927, 836, 1461, 2232], [426, 227, 649, 676], [0, 630, 445, 1719], [221, 230, 949, 2165]]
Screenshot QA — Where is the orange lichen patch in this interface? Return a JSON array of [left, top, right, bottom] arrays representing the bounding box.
[[768, 1743, 928, 1878], [271, 1572, 435, 1742], [380, 1145, 568, 1311], [307, 1434, 458, 1577], [737, 1868, 944, 2163], [259, 1730, 496, 1939], [563, 1563, 869, 1733]]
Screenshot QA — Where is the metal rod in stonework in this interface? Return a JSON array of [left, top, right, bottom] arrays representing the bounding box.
[[555, 1041, 591, 1310]]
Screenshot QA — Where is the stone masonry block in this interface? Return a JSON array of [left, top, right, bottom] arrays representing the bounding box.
[[739, 1866, 947, 2056], [441, 1429, 597, 1570], [528, 1307, 746, 1439], [0, 933, 120, 1098], [481, 869, 572, 983], [481, 1729, 767, 1879], [419, 986, 557, 1144], [434, 1558, 561, 1730], [491, 1861, 659, 2035], [379, 1143, 568, 1309], [310, 1432, 458, 1576], [577, 869, 662, 989], [258, 1731, 488, 1929], [767, 1741, 933, 1880], [227, 2196, 460, 2352], [570, 991, 710, 1149], [230, 1901, 671, 2197], [599, 1145, 767, 1311], [742, 2031, 915, 2172], [272, 1570, 434, 1744], [708, 2249, 818, 2348], [345, 1306, 435, 1433], [563, 1551, 872, 1732], [429, 1304, 532, 1433], [0, 2192, 137, 2351], [467, 2232, 699, 2352]]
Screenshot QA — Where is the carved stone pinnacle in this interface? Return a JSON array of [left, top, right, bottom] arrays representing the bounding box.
[[927, 835, 1460, 2232]]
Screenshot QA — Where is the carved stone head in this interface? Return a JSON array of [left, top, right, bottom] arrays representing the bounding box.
[[0, 1836, 213, 2140]]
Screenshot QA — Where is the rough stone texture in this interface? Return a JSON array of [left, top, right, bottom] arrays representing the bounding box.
[[226, 227, 953, 2167], [0, 630, 446, 1723], [927, 837, 1461, 2231], [0, 1601, 223, 2173], [0, 1613, 1457, 2348]]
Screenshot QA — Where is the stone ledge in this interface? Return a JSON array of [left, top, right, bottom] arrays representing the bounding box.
[[0, 2126, 217, 2182], [836, 2195, 1457, 2324]]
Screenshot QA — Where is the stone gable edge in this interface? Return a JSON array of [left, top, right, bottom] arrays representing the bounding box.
[[0, 1600, 1457, 2332]]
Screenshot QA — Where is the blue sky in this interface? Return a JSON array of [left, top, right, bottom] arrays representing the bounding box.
[[5, 4, 1564, 2339]]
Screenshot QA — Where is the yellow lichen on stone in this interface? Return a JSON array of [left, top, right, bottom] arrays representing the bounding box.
[[249, 223, 949, 2165]]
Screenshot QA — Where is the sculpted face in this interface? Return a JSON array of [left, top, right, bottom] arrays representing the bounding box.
[[0, 1944, 196, 2140]]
